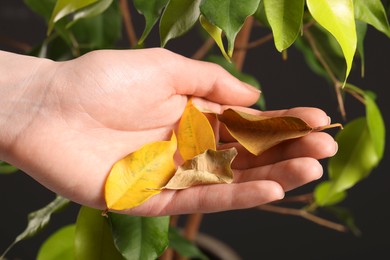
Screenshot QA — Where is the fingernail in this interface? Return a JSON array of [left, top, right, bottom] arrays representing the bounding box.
[[333, 141, 339, 155], [328, 116, 332, 125], [243, 82, 261, 94]]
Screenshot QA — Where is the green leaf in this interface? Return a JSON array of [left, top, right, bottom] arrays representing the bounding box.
[[306, 0, 357, 83], [263, 0, 305, 51], [356, 20, 367, 77], [74, 206, 123, 259], [206, 55, 265, 109], [36, 225, 75, 260], [48, 0, 98, 34], [364, 92, 385, 160], [71, 0, 113, 22], [314, 181, 346, 206], [160, 0, 202, 47], [134, 0, 169, 44], [199, 15, 230, 61], [71, 0, 122, 51], [169, 227, 208, 260], [200, 0, 261, 57], [0, 161, 18, 174], [327, 118, 379, 197], [108, 214, 169, 260], [1, 195, 70, 258], [354, 0, 390, 37]]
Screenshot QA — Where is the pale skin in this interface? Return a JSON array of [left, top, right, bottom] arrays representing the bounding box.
[[0, 48, 337, 216]]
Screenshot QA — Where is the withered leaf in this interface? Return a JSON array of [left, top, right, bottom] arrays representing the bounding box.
[[162, 148, 238, 190], [104, 133, 177, 211], [177, 98, 216, 161], [218, 108, 342, 156]]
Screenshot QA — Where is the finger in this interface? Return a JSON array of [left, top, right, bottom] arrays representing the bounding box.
[[234, 157, 323, 191], [220, 132, 337, 169], [160, 49, 261, 106], [124, 181, 284, 216]]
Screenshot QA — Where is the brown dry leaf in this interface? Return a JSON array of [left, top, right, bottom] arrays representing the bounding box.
[[162, 148, 238, 190], [218, 108, 342, 156], [104, 133, 177, 210], [177, 98, 216, 161]]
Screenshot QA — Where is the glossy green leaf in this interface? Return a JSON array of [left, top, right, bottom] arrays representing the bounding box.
[[263, 0, 305, 51], [0, 161, 18, 174], [200, 0, 261, 56], [71, 1, 122, 51], [134, 0, 169, 44], [71, 0, 113, 23], [169, 227, 208, 260], [206, 55, 265, 109], [74, 206, 123, 259], [199, 15, 230, 61], [253, 1, 270, 28], [327, 118, 379, 197], [314, 181, 346, 206], [364, 92, 385, 160], [354, 0, 390, 37], [306, 0, 357, 82], [36, 225, 75, 260], [48, 0, 98, 34], [160, 0, 201, 47], [108, 214, 169, 260]]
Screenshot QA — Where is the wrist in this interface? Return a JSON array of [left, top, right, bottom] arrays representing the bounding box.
[[0, 51, 57, 162]]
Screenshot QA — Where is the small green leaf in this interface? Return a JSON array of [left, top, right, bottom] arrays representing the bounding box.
[[169, 227, 208, 260], [48, 0, 98, 34], [263, 0, 305, 51], [328, 117, 379, 194], [306, 0, 357, 83], [36, 225, 75, 260], [356, 20, 367, 77], [160, 0, 202, 47], [74, 206, 123, 259], [134, 0, 169, 44], [108, 214, 169, 260], [314, 181, 346, 206], [199, 15, 230, 61], [364, 92, 385, 160], [200, 0, 261, 56], [354, 0, 390, 37], [0, 161, 18, 174]]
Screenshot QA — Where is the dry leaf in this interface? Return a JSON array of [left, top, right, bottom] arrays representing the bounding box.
[[162, 148, 238, 190], [104, 133, 177, 210], [218, 108, 342, 156], [177, 98, 216, 161]]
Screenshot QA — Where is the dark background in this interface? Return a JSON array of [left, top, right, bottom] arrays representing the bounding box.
[[1, 1, 389, 259]]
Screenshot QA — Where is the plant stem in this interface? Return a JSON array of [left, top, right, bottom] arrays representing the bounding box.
[[304, 29, 346, 120], [232, 16, 254, 70], [177, 213, 204, 260], [191, 37, 215, 60], [119, 0, 138, 47], [236, 32, 274, 50], [258, 204, 348, 233]]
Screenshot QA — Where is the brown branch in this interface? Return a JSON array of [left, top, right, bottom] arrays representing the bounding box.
[[344, 88, 366, 105], [119, 0, 138, 47], [236, 32, 274, 50], [0, 36, 32, 52], [177, 213, 204, 260], [191, 37, 215, 60], [257, 204, 349, 233], [232, 16, 254, 70], [304, 29, 346, 120]]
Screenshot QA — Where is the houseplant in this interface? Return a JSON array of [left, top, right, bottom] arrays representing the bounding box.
[[1, 0, 389, 259]]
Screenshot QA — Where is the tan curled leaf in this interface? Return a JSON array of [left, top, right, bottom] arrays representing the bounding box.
[[163, 148, 238, 190], [218, 108, 341, 156], [177, 98, 216, 161], [104, 133, 177, 211]]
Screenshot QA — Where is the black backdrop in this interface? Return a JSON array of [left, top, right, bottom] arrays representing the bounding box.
[[1, 1, 389, 259]]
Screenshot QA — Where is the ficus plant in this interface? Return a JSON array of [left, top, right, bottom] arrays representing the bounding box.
[[1, 0, 389, 259]]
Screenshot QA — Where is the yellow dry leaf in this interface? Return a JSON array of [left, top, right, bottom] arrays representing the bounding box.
[[178, 98, 216, 161], [218, 108, 342, 156], [104, 133, 177, 210], [163, 148, 238, 190]]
